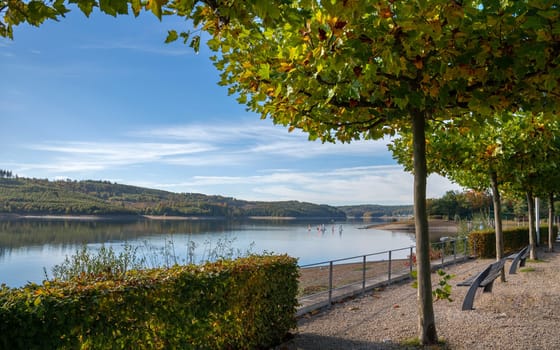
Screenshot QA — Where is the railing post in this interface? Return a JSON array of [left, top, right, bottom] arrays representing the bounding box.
[[328, 261, 333, 305], [441, 242, 445, 266], [409, 247, 413, 274], [453, 239, 457, 262], [362, 255, 366, 293], [388, 250, 392, 284]]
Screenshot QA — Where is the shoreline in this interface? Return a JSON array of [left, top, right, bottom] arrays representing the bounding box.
[[370, 218, 459, 233], [0, 214, 227, 221], [0, 214, 141, 221], [0, 214, 347, 221]]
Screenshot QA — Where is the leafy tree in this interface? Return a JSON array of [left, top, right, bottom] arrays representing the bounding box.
[[428, 190, 465, 220], [0, 170, 13, 178], [505, 115, 560, 256], [392, 115, 512, 281], [5, 0, 560, 345], [393, 113, 560, 262], [426, 190, 492, 220]]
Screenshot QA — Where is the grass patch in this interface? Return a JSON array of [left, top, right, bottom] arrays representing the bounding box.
[[300, 285, 328, 295], [353, 266, 370, 271], [519, 267, 536, 272]]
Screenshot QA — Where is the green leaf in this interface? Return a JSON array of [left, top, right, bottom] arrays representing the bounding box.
[[180, 32, 190, 45], [131, 0, 142, 16], [73, 0, 96, 17], [148, 0, 162, 20], [258, 64, 270, 79], [165, 30, 178, 44], [189, 35, 200, 52], [53, 0, 70, 16], [99, 0, 117, 16]]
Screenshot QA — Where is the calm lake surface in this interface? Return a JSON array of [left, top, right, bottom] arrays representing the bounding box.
[[0, 218, 418, 287]]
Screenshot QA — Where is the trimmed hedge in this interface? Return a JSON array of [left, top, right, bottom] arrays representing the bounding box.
[[469, 225, 558, 258], [0, 254, 299, 349]]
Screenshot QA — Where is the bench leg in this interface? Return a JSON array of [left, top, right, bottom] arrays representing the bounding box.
[[461, 283, 479, 311], [509, 258, 519, 274], [510, 257, 527, 274], [461, 266, 491, 311], [483, 280, 494, 293]]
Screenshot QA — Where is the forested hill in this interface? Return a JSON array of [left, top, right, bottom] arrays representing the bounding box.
[[0, 177, 347, 219], [337, 204, 414, 218]]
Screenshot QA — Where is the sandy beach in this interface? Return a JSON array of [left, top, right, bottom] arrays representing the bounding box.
[[369, 219, 459, 233]]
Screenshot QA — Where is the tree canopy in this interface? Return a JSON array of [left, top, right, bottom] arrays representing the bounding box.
[[391, 112, 560, 266], [4, 1, 560, 117], [4, 0, 560, 345]]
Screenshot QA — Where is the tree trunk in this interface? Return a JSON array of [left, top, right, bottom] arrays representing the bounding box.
[[527, 191, 537, 260], [489, 171, 505, 282], [548, 192, 555, 252], [412, 110, 437, 344]]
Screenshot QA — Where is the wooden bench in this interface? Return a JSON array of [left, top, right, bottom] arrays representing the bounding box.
[[457, 258, 506, 310], [506, 245, 530, 274]]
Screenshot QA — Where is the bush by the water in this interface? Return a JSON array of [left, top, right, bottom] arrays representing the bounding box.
[[0, 254, 299, 349], [468, 225, 558, 258]]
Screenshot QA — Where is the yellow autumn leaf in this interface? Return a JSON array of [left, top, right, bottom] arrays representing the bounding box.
[[279, 62, 294, 72], [429, 84, 439, 98]]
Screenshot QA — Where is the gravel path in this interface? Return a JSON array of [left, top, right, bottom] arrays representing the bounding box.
[[279, 245, 560, 349]]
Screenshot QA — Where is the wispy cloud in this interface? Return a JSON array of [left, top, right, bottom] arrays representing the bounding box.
[[8, 121, 460, 205], [14, 121, 396, 176], [24, 141, 216, 173], [142, 165, 461, 205], [135, 122, 285, 142], [137, 122, 392, 158], [2, 12, 462, 206]]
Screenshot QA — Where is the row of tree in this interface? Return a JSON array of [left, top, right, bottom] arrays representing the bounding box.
[[0, 177, 347, 218], [337, 204, 413, 218], [4, 0, 560, 345], [0, 170, 14, 179], [427, 190, 560, 223], [391, 114, 560, 263]]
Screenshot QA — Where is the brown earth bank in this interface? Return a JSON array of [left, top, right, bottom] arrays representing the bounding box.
[[368, 218, 459, 234], [370, 218, 460, 242], [281, 244, 560, 349]]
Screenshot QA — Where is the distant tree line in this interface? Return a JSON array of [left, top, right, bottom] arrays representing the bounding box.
[[0, 177, 347, 219], [0, 170, 14, 178], [427, 190, 559, 221], [337, 204, 414, 219]]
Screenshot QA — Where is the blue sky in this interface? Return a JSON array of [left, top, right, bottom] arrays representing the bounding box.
[[0, 9, 461, 206]]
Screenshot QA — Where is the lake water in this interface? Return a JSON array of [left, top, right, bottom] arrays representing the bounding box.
[[0, 218, 419, 288]]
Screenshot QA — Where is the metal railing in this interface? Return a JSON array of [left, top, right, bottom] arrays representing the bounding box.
[[296, 237, 469, 316]]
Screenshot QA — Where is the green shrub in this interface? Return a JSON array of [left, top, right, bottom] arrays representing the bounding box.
[[469, 225, 558, 258], [0, 255, 299, 349]]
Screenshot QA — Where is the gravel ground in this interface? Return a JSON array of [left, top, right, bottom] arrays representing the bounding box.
[[279, 245, 560, 349]]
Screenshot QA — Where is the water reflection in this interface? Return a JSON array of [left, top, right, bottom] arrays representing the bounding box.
[[0, 218, 419, 287]]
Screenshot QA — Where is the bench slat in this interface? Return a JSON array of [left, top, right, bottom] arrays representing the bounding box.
[[459, 264, 492, 310], [458, 258, 506, 310], [507, 245, 530, 274]]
